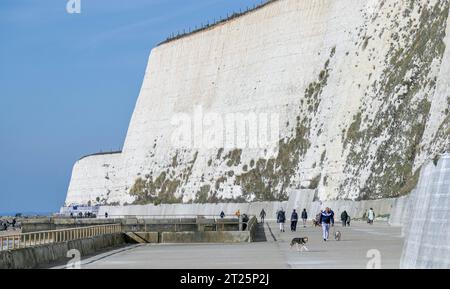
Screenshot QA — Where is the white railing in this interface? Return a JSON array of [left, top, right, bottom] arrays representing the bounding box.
[[0, 224, 121, 252]]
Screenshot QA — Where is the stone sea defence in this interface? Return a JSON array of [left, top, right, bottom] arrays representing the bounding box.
[[401, 153, 450, 268]]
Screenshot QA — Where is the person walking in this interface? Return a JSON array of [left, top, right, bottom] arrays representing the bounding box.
[[220, 211, 225, 219], [341, 210, 348, 227], [346, 214, 351, 227], [367, 208, 375, 225], [301, 209, 308, 227], [320, 207, 334, 241], [290, 210, 298, 232], [242, 214, 249, 231], [235, 210, 241, 218], [314, 211, 322, 227], [259, 209, 266, 223], [277, 209, 286, 232]]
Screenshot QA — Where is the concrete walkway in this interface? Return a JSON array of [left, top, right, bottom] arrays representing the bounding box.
[[53, 221, 403, 269]]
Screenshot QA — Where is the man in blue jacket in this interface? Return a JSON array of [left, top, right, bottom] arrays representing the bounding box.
[[320, 207, 334, 241]]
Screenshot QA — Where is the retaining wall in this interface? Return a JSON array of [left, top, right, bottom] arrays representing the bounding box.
[[401, 154, 450, 268], [0, 233, 126, 269]]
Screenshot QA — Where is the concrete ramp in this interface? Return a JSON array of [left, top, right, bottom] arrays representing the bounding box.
[[124, 232, 159, 244]]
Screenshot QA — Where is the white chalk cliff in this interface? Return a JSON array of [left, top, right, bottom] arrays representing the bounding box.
[[65, 0, 450, 207]]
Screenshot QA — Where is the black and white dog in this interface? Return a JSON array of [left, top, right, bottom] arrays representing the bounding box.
[[290, 237, 309, 252]]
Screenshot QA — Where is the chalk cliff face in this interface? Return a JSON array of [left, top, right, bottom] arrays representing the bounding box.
[[65, 0, 450, 207]]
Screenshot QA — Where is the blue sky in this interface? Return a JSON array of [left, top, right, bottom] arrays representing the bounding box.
[[0, 0, 264, 214]]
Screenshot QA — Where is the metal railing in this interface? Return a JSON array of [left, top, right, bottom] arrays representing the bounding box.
[[101, 214, 240, 219], [0, 224, 121, 252]]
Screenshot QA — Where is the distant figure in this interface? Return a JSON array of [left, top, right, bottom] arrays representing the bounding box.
[[367, 208, 375, 225], [301, 209, 308, 227], [341, 211, 349, 227], [70, 212, 74, 218], [313, 211, 322, 227], [259, 209, 266, 223], [346, 215, 351, 227], [235, 210, 241, 218], [220, 211, 225, 219], [320, 207, 334, 242], [12, 218, 16, 228], [277, 209, 286, 232], [105, 212, 109, 219], [290, 210, 298, 232], [242, 214, 249, 231]]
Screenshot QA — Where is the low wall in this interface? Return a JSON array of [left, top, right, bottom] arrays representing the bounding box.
[[121, 217, 239, 233], [0, 233, 126, 269], [21, 218, 117, 233], [98, 202, 287, 220], [161, 231, 251, 243]]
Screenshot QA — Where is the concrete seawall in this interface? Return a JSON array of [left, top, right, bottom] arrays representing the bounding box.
[[0, 233, 126, 269], [161, 231, 251, 243], [97, 195, 398, 222], [98, 202, 288, 221], [401, 154, 450, 268], [21, 218, 117, 233]]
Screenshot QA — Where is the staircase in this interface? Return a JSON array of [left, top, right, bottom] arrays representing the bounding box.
[[253, 222, 269, 242]]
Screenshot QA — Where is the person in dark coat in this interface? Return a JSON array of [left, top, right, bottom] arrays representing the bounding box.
[[242, 214, 249, 231], [290, 210, 299, 232], [259, 209, 266, 223], [277, 209, 286, 232], [301, 209, 308, 227], [220, 211, 225, 219], [341, 211, 349, 227]]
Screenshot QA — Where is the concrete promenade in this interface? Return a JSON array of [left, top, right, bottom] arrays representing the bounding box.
[[54, 221, 403, 269]]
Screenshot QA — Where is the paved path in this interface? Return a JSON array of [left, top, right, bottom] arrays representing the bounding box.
[[54, 221, 403, 269]]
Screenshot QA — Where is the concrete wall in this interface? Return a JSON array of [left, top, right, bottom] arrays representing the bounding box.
[[161, 231, 251, 243], [93, 194, 399, 223], [98, 202, 288, 220], [388, 196, 410, 228], [401, 154, 450, 269], [287, 189, 397, 220], [0, 233, 126, 269], [65, 0, 450, 206], [21, 218, 117, 233]]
